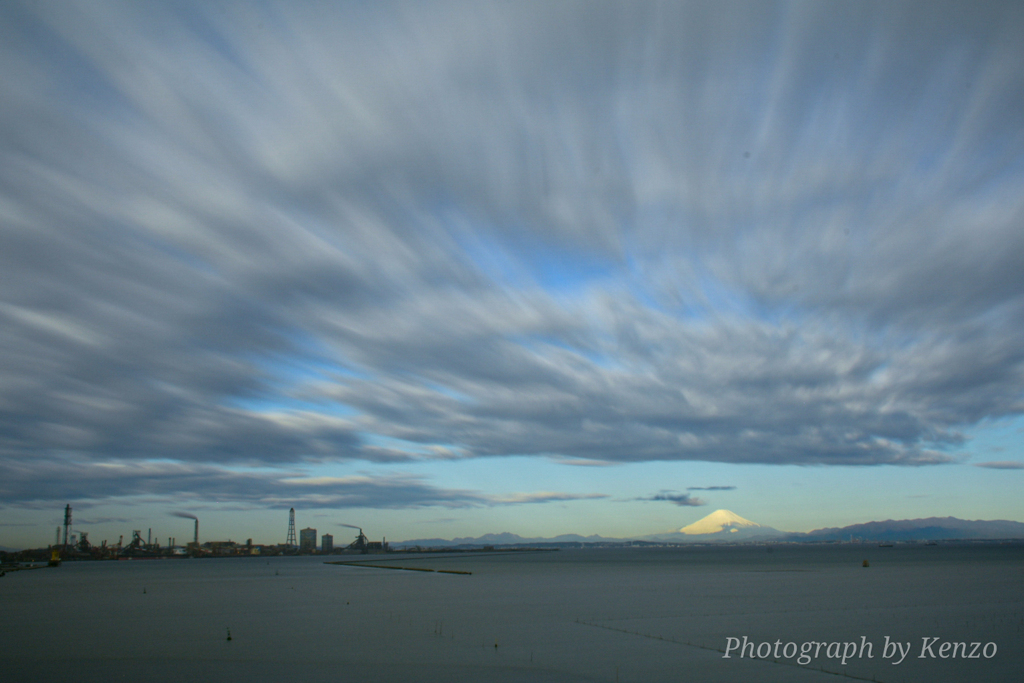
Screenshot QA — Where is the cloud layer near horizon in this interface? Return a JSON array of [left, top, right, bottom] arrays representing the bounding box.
[[638, 491, 707, 507], [2, 1, 1023, 506]]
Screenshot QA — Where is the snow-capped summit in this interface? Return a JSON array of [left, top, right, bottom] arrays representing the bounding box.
[[679, 509, 761, 535], [643, 509, 784, 543]]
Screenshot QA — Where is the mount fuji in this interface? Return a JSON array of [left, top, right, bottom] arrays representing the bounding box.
[[645, 509, 785, 542]]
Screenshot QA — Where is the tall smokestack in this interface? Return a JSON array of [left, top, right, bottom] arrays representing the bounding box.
[[63, 504, 72, 550], [170, 512, 198, 549]]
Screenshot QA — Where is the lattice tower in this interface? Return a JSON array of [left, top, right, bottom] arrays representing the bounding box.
[[286, 507, 297, 546]]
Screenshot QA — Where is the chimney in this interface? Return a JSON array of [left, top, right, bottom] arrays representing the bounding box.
[[194, 519, 199, 545]]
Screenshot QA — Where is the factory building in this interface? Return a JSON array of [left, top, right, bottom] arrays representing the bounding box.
[[299, 527, 317, 552], [321, 534, 333, 553]]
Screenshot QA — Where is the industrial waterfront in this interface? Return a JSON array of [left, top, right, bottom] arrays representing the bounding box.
[[2, 505, 389, 564], [2, 544, 1021, 682]]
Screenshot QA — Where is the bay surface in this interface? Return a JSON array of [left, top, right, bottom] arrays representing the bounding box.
[[1, 543, 1021, 682]]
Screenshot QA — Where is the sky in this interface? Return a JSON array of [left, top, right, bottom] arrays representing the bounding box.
[[2, 0, 1023, 549]]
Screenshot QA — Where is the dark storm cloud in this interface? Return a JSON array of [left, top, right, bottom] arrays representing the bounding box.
[[2, 1, 1024, 505], [637, 491, 707, 507]]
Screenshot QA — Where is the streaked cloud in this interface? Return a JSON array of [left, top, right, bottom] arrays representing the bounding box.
[[1, 1, 1023, 512], [687, 486, 737, 491], [551, 458, 619, 468], [637, 491, 707, 507], [76, 517, 132, 525], [491, 492, 609, 505], [0, 456, 603, 510], [973, 461, 1024, 470]]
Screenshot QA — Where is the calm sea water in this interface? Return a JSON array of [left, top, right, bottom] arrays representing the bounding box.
[[1, 544, 1021, 682]]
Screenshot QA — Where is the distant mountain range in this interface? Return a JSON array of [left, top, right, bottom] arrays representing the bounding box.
[[393, 510, 1024, 548], [792, 516, 1024, 542]]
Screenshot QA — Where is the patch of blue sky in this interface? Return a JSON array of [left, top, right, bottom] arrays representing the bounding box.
[[618, 264, 721, 327], [770, 461, 1018, 530], [223, 345, 366, 416], [691, 260, 833, 331], [421, 381, 474, 404], [440, 209, 532, 288], [573, 347, 621, 372], [257, 353, 365, 384], [373, 457, 758, 538], [451, 217, 618, 295], [241, 331, 369, 384], [691, 270, 761, 320], [397, 455, 601, 496], [627, 275, 712, 328], [524, 245, 618, 295], [961, 414, 1024, 462], [357, 433, 437, 458], [439, 455, 1005, 536]]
